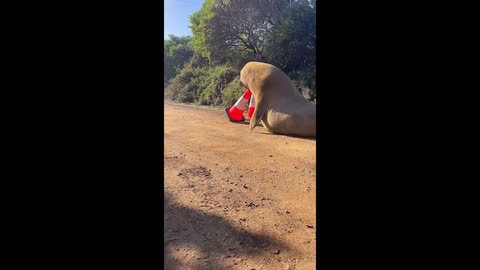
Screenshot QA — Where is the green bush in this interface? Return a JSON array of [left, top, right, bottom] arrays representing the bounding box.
[[288, 67, 316, 101], [164, 66, 195, 101], [221, 77, 245, 107], [165, 64, 240, 106], [165, 62, 316, 106]]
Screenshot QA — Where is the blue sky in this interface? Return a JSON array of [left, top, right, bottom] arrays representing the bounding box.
[[164, 0, 205, 40]]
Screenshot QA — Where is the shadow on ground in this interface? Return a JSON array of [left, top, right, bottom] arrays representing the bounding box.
[[255, 131, 317, 141], [228, 121, 317, 141], [227, 120, 250, 126], [164, 192, 292, 269]]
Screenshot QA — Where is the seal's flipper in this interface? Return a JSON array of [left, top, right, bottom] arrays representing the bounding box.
[[249, 98, 266, 132]]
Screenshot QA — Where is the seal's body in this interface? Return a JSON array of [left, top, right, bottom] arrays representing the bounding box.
[[239, 61, 316, 138]]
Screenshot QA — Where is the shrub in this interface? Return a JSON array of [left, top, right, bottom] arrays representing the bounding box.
[[165, 62, 316, 106], [221, 77, 245, 106], [165, 66, 196, 101], [165, 64, 240, 106], [288, 67, 316, 101], [199, 65, 237, 106]]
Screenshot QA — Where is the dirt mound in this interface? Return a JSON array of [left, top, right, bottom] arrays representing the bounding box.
[[178, 166, 212, 179]]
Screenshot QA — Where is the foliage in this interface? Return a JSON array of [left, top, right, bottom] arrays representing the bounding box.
[[288, 65, 316, 101], [265, 0, 316, 73], [165, 0, 317, 104], [221, 77, 246, 106], [189, 0, 217, 60], [190, 0, 289, 66], [165, 65, 239, 106], [164, 35, 194, 84], [189, 0, 315, 69]]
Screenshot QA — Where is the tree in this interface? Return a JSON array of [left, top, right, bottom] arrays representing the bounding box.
[[189, 0, 217, 61], [190, 0, 290, 66], [164, 35, 194, 84], [183, 0, 317, 102], [211, 0, 290, 63], [265, 0, 316, 72], [189, 0, 315, 70]]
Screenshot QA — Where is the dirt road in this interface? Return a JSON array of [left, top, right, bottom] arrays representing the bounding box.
[[164, 101, 316, 270]]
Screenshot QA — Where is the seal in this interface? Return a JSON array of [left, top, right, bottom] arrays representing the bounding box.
[[239, 61, 316, 138]]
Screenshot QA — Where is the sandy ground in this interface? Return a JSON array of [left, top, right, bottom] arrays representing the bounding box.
[[164, 101, 316, 270]]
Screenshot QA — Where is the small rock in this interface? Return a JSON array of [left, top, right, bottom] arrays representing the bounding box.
[[243, 184, 248, 189], [245, 202, 257, 208], [177, 172, 183, 176], [285, 210, 290, 214], [269, 154, 273, 157], [306, 224, 314, 228], [239, 175, 243, 178], [274, 250, 281, 254], [240, 218, 246, 221], [229, 188, 233, 192]]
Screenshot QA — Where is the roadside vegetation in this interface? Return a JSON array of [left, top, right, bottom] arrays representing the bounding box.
[[164, 0, 316, 105]]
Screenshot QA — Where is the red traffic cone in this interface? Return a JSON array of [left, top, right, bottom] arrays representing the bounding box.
[[247, 95, 255, 119], [225, 89, 251, 122]]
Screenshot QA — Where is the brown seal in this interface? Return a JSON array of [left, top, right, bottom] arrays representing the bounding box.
[[239, 61, 316, 138]]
